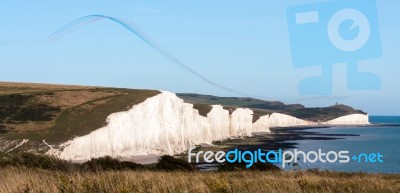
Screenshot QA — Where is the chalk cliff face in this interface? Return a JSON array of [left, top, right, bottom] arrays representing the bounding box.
[[322, 114, 370, 125], [50, 92, 268, 160], [252, 115, 270, 133], [48, 91, 369, 161], [268, 113, 313, 127]]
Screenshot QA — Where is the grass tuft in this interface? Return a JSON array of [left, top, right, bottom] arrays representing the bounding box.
[[155, 155, 198, 172]]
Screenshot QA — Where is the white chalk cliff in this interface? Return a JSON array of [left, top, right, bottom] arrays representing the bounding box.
[[322, 114, 370, 125], [48, 91, 369, 161], [268, 113, 313, 127]]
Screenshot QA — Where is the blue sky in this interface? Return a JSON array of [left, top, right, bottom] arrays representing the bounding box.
[[0, 0, 399, 115]]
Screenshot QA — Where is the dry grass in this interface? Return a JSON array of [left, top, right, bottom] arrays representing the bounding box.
[[35, 90, 119, 110], [0, 167, 399, 193], [0, 81, 93, 95]]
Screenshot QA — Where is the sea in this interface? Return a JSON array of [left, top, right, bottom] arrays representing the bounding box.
[[284, 116, 400, 173]]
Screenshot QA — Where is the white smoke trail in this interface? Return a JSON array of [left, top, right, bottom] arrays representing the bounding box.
[[50, 15, 250, 96]]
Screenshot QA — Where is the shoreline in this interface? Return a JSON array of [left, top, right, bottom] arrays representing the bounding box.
[[194, 123, 400, 171], [191, 125, 358, 170], [216, 125, 362, 151], [265, 123, 400, 150], [192, 124, 398, 171], [121, 124, 399, 168]]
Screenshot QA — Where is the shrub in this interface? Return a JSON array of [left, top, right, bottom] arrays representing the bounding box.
[[0, 152, 77, 171], [155, 155, 197, 171], [0, 153, 147, 172], [0, 124, 9, 133], [81, 156, 145, 171]]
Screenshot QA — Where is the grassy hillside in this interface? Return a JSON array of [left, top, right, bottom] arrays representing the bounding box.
[[1, 167, 399, 193], [0, 82, 159, 146], [0, 82, 367, 152], [177, 93, 366, 122]]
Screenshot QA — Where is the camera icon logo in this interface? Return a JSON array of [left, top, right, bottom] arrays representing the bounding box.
[[287, 0, 382, 95]]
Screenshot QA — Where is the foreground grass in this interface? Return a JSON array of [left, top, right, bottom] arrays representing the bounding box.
[[0, 167, 399, 193]]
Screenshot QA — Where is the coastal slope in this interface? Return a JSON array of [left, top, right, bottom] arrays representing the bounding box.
[[49, 91, 267, 160], [48, 91, 369, 161], [0, 82, 369, 161]]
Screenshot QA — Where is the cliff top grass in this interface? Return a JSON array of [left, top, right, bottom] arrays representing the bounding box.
[[178, 93, 366, 122], [0, 81, 93, 95], [192, 103, 213, 117], [0, 81, 159, 145]]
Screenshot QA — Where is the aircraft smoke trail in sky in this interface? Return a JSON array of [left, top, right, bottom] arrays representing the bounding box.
[[50, 15, 249, 96]]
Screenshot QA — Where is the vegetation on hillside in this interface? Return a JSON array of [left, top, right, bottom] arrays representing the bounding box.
[[0, 152, 398, 193], [192, 103, 213, 117], [0, 82, 366, 153], [0, 82, 159, 145], [178, 93, 366, 122], [0, 152, 279, 173], [0, 166, 399, 193]]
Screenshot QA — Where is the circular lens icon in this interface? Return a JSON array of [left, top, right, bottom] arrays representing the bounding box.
[[328, 8, 370, 52]]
